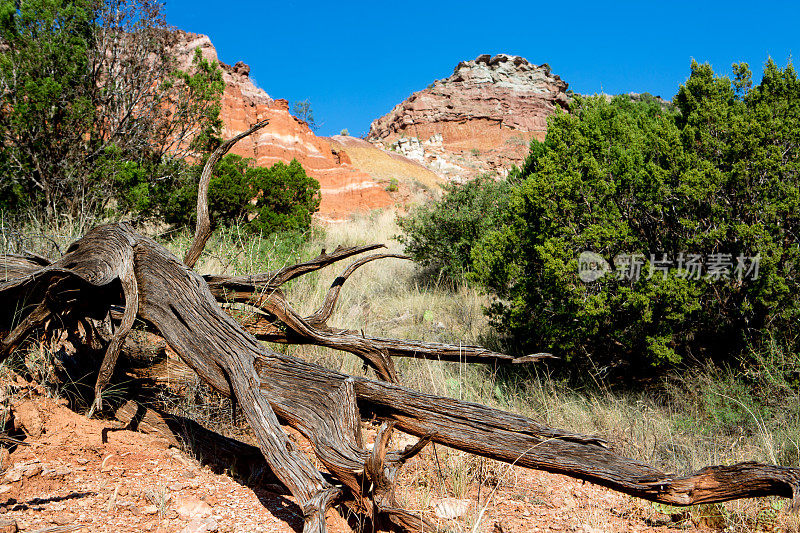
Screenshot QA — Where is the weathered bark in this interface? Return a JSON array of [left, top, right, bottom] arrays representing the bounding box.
[[2, 222, 800, 533], [207, 247, 554, 380], [2, 125, 799, 533], [183, 119, 270, 269]]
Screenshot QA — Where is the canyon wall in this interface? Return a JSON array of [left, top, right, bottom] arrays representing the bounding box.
[[174, 32, 393, 222], [367, 54, 569, 181]]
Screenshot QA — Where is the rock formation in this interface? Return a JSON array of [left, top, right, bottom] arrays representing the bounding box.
[[173, 32, 393, 222], [368, 54, 569, 181], [327, 135, 444, 208]]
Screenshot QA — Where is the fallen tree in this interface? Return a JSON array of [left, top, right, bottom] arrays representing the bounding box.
[[1, 123, 799, 533]]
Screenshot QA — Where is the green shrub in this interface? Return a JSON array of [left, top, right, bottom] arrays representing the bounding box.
[[246, 159, 321, 234], [159, 155, 320, 234], [401, 60, 800, 374], [397, 175, 515, 282]]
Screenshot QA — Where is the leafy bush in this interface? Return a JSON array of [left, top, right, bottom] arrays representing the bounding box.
[[0, 0, 223, 220], [156, 155, 320, 234], [246, 159, 321, 234], [397, 175, 515, 282], [401, 60, 800, 374]]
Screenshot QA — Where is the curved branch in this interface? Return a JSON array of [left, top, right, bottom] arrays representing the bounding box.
[[215, 251, 553, 367], [90, 259, 139, 417], [307, 253, 409, 326], [227, 299, 555, 366], [252, 292, 398, 382], [184, 119, 270, 269], [241, 308, 554, 365], [204, 243, 386, 289]]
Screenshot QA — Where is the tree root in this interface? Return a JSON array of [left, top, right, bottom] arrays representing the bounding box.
[[2, 121, 799, 532], [3, 222, 799, 533]]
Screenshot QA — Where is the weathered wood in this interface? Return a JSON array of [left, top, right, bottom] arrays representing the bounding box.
[[203, 231, 555, 381], [3, 223, 798, 528], [257, 352, 800, 507], [90, 242, 139, 417], [184, 119, 270, 269], [2, 124, 798, 533], [212, 250, 553, 371], [204, 243, 386, 288]]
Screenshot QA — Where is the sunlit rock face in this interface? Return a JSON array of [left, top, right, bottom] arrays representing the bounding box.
[[367, 54, 569, 181], [174, 31, 392, 222]]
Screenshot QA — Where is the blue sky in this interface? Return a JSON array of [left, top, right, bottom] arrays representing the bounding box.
[[164, 1, 798, 137]]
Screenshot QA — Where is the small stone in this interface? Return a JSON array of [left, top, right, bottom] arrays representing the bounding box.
[[42, 465, 71, 478], [179, 468, 198, 479], [180, 517, 218, 533], [76, 457, 89, 465], [51, 513, 76, 525], [22, 463, 42, 477], [2, 470, 21, 483], [141, 504, 159, 515], [432, 498, 470, 519], [175, 495, 213, 520], [0, 485, 12, 495]]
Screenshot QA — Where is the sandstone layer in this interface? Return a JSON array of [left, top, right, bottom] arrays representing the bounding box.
[[327, 135, 444, 209], [367, 54, 569, 180], [174, 32, 392, 222]]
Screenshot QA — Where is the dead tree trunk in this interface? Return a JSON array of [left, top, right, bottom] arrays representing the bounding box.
[[2, 125, 799, 533]]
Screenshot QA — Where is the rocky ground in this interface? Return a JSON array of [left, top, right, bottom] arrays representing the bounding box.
[[0, 375, 776, 533]]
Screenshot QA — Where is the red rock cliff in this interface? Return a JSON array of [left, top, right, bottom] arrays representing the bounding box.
[[174, 32, 392, 222], [367, 54, 568, 180]]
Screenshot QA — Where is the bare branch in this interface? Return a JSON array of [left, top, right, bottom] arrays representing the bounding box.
[[204, 243, 386, 289], [184, 119, 270, 269], [307, 253, 409, 326]]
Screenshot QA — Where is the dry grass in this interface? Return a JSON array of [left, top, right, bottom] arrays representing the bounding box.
[[329, 136, 443, 190], [3, 211, 800, 532]]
